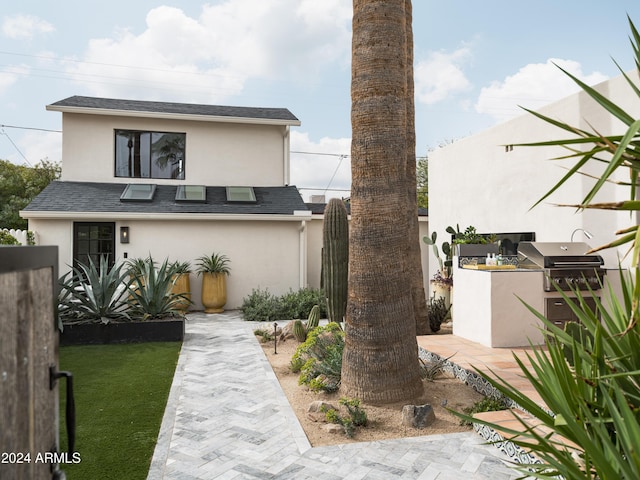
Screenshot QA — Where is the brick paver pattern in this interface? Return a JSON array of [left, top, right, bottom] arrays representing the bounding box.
[[147, 312, 522, 479]]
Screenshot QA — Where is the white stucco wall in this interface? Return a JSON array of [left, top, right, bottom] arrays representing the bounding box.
[[428, 72, 640, 277], [28, 217, 306, 310], [59, 113, 290, 186]]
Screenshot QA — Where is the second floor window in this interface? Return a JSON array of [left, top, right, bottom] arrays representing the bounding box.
[[115, 130, 186, 179]]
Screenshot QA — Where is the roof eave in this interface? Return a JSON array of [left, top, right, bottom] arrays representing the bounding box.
[[45, 105, 301, 127], [20, 210, 312, 221]]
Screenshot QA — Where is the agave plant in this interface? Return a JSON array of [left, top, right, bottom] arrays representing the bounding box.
[[127, 256, 187, 320], [452, 16, 640, 480], [58, 255, 131, 324], [196, 252, 231, 275]]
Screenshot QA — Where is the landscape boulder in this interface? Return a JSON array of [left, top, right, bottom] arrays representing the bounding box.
[[401, 404, 436, 429]]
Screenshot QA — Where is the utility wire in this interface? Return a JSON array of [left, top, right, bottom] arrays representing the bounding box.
[[1, 123, 62, 133], [0, 126, 32, 166]]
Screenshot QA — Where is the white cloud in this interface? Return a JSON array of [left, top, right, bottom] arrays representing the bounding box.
[[290, 131, 351, 202], [415, 47, 472, 104], [64, 1, 351, 102], [475, 58, 609, 122], [2, 14, 54, 40]]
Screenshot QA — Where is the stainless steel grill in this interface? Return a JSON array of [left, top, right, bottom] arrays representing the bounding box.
[[517, 241, 606, 291]]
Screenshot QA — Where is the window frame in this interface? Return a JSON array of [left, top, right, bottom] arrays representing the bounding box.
[[114, 129, 186, 180], [73, 222, 116, 270], [225, 186, 257, 203]]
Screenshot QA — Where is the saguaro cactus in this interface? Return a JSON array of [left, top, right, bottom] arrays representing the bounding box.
[[322, 198, 349, 323]]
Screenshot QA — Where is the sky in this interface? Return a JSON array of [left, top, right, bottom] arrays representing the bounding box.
[[2, 1, 640, 201]]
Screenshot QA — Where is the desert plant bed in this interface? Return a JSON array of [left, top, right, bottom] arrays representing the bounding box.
[[258, 331, 487, 446]]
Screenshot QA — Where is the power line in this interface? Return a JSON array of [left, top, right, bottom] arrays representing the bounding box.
[[0, 126, 32, 166], [0, 124, 61, 133], [291, 150, 349, 157]]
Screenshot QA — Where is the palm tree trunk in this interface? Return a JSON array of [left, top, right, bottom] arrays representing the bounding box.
[[403, 0, 430, 335], [341, 0, 423, 403]]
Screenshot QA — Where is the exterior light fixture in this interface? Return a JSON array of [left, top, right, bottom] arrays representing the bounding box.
[[120, 226, 130, 244]]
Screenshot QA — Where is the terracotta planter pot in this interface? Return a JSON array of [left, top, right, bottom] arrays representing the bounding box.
[[201, 272, 227, 313], [171, 273, 191, 312]]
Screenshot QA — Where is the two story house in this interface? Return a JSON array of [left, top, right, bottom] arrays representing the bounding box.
[[21, 96, 312, 310]]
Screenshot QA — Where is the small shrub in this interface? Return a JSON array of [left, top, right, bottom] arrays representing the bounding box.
[[279, 288, 327, 319], [0, 230, 20, 245], [290, 322, 344, 392], [241, 288, 282, 321], [253, 328, 273, 343], [241, 287, 327, 321], [459, 397, 506, 426], [321, 397, 368, 438]]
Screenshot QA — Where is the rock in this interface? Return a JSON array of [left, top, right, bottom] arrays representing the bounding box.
[[401, 404, 436, 429], [322, 423, 344, 434], [307, 400, 335, 413], [279, 322, 295, 341]]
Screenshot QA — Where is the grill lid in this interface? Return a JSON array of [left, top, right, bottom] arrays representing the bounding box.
[[517, 241, 605, 269]]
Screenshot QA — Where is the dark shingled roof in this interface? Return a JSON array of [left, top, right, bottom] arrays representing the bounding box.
[[24, 181, 309, 216], [48, 96, 300, 123]]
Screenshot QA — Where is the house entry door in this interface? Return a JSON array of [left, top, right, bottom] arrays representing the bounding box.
[[0, 246, 74, 479], [73, 222, 115, 268]]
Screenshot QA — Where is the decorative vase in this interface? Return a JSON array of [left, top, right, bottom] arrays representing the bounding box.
[[171, 273, 191, 313], [201, 272, 227, 314]]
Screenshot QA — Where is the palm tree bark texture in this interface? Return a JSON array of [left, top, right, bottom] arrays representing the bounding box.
[[341, 0, 424, 403], [403, 0, 430, 335]]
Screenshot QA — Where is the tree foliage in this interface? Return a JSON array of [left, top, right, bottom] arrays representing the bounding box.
[[0, 159, 61, 229], [416, 156, 428, 209]]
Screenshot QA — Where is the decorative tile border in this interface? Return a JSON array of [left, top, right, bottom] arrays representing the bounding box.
[[418, 345, 547, 467], [473, 424, 542, 466], [418, 347, 517, 407]]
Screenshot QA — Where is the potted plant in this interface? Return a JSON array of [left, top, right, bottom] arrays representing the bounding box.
[[170, 260, 192, 313], [196, 253, 231, 314], [451, 225, 498, 257], [423, 232, 453, 310]]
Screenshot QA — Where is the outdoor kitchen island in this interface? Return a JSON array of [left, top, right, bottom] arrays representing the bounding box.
[[451, 242, 622, 348]]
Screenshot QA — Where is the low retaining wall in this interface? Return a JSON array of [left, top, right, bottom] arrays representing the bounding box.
[[60, 318, 185, 345]]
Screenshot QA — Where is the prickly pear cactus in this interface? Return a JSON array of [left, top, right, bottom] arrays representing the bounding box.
[[306, 304, 320, 330], [292, 319, 307, 342], [322, 198, 349, 323]]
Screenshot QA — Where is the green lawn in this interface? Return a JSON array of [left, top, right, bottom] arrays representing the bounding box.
[[58, 342, 181, 479]]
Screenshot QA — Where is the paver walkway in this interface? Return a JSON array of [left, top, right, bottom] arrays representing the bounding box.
[[147, 312, 522, 479]]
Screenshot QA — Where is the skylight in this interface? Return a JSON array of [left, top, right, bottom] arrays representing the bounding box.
[[120, 184, 156, 202], [176, 185, 206, 203], [226, 186, 256, 203]]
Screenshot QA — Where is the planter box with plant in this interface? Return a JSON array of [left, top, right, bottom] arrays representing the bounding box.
[[451, 225, 498, 258], [58, 255, 185, 344]]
